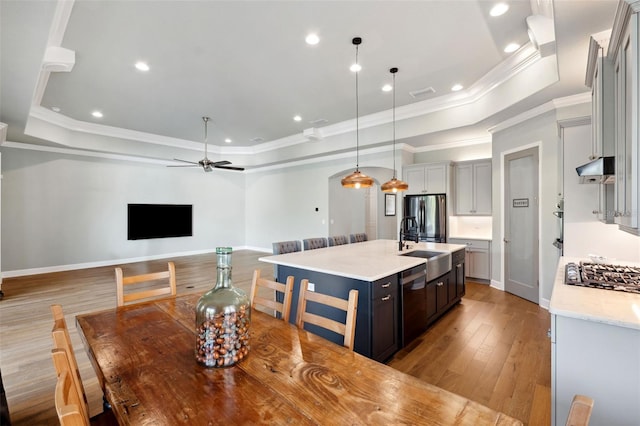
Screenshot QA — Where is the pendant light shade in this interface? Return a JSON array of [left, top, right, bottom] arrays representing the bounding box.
[[342, 37, 374, 189], [382, 67, 409, 193]]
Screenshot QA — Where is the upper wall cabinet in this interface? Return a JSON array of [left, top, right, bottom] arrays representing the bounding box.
[[609, 3, 639, 235], [585, 31, 616, 224], [453, 159, 492, 216], [403, 162, 451, 195], [586, 30, 615, 160]]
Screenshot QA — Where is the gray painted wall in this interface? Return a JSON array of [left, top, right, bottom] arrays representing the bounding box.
[[491, 110, 560, 303], [2, 147, 245, 272]]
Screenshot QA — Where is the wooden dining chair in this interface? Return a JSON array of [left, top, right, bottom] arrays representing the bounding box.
[[52, 348, 88, 426], [250, 270, 294, 321], [51, 305, 117, 425], [115, 261, 176, 306], [296, 280, 359, 350], [51, 304, 90, 423], [565, 394, 594, 426]]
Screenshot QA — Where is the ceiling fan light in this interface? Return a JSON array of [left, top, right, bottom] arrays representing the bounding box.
[[341, 169, 374, 189], [381, 177, 409, 193]]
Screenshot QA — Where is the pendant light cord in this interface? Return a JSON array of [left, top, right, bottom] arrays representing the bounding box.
[[392, 71, 396, 178], [355, 43, 360, 170]]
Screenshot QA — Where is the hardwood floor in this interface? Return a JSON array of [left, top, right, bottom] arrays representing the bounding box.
[[388, 280, 551, 425], [0, 251, 550, 425]]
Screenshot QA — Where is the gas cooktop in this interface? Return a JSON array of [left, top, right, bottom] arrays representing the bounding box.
[[565, 261, 640, 294]]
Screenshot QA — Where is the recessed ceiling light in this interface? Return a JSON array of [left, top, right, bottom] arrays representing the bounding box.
[[135, 61, 149, 72], [451, 84, 463, 92], [382, 84, 392, 92], [224, 138, 232, 143], [293, 115, 302, 122], [350, 63, 361, 73], [305, 33, 319, 45], [51, 106, 61, 112], [490, 3, 509, 17], [504, 43, 520, 53], [91, 111, 103, 118]]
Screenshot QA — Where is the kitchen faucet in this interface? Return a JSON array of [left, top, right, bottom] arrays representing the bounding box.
[[399, 216, 419, 251]]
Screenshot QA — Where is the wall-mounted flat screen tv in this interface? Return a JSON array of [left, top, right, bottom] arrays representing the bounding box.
[[128, 204, 193, 240]]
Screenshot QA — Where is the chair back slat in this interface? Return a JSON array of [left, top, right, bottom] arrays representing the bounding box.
[[250, 270, 294, 321], [296, 280, 358, 350], [115, 261, 176, 306]]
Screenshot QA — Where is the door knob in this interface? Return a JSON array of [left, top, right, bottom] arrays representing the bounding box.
[[503, 238, 510, 243]]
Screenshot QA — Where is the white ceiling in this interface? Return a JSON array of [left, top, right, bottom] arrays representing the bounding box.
[[0, 0, 619, 168]]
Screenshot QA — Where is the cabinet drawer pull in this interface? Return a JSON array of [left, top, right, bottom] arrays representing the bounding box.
[[436, 281, 444, 287], [381, 295, 391, 301], [381, 282, 391, 288]]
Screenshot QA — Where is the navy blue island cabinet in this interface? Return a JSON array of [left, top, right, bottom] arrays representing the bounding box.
[[277, 265, 400, 363]]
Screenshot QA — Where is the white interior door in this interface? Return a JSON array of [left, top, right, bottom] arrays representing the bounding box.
[[504, 147, 539, 303]]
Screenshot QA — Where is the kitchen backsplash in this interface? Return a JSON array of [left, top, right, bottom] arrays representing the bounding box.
[[449, 216, 492, 240]]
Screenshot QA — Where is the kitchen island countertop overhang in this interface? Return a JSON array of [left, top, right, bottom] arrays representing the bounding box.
[[259, 239, 466, 281]]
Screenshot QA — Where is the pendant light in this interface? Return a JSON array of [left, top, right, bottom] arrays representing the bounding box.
[[341, 37, 374, 189], [381, 67, 409, 193]]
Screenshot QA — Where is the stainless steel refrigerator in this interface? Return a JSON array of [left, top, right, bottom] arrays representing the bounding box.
[[402, 194, 447, 242]]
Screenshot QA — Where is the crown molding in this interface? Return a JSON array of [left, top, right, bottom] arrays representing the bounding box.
[[626, 0, 640, 12], [608, 1, 634, 58], [409, 136, 492, 153], [488, 92, 590, 134], [585, 30, 611, 87], [2, 140, 177, 166]]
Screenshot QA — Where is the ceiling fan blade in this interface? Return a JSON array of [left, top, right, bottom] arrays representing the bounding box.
[[214, 165, 245, 171], [172, 158, 199, 165], [167, 164, 200, 168], [210, 160, 231, 166]]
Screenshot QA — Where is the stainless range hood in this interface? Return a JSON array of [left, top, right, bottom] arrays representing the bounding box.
[[576, 156, 615, 184]]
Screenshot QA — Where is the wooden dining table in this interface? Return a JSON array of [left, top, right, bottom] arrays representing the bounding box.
[[76, 293, 523, 425]]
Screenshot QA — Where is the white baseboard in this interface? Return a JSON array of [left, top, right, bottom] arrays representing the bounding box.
[[490, 279, 504, 290], [489, 279, 550, 310], [2, 245, 271, 278], [539, 297, 550, 310]]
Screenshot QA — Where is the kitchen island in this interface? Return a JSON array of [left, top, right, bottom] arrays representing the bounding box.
[[549, 257, 640, 426], [260, 239, 466, 362]]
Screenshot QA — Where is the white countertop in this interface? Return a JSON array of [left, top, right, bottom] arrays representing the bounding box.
[[259, 239, 466, 282], [549, 257, 640, 330]]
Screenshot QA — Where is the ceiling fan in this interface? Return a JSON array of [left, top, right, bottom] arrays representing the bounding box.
[[169, 117, 244, 172]]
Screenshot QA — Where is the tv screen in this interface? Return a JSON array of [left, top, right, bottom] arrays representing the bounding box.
[[128, 204, 193, 240]]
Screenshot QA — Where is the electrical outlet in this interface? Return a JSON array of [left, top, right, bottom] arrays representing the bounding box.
[[307, 282, 315, 292]]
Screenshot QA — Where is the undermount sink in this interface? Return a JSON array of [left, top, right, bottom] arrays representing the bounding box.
[[400, 250, 452, 281]]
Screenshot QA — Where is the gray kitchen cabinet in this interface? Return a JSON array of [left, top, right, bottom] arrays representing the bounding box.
[[403, 162, 450, 195], [448, 238, 491, 281], [551, 313, 640, 425], [585, 31, 616, 224], [450, 248, 466, 301], [425, 249, 465, 327], [611, 4, 639, 235], [453, 160, 492, 215]]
